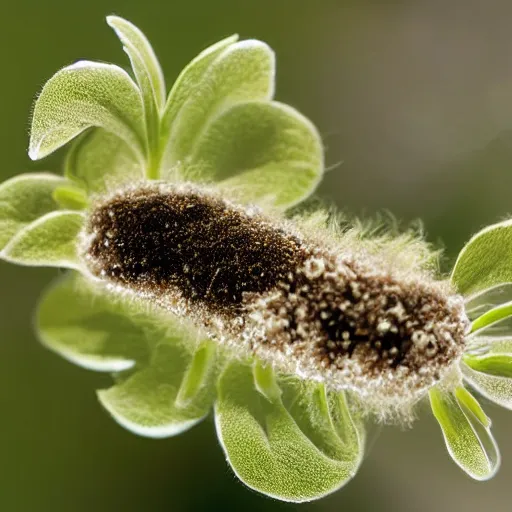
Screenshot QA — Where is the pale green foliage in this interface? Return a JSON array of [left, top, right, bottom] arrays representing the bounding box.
[[465, 283, 512, 320], [215, 361, 364, 502], [29, 62, 145, 161], [471, 301, 512, 333], [52, 185, 88, 210], [163, 40, 274, 167], [430, 387, 500, 480], [0, 173, 67, 249], [99, 339, 218, 438], [65, 129, 144, 194], [160, 35, 238, 154], [28, 17, 323, 206], [462, 359, 512, 410], [38, 274, 147, 371], [106, 15, 165, 173], [189, 101, 324, 208], [1, 211, 83, 268], [462, 314, 512, 410], [107, 15, 166, 116], [451, 220, 512, 297], [38, 274, 219, 437]]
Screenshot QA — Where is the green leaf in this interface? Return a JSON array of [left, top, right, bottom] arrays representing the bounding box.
[[470, 313, 512, 339], [29, 61, 145, 161], [0, 211, 83, 268], [107, 16, 166, 112], [465, 283, 512, 320], [38, 273, 218, 437], [252, 361, 282, 403], [98, 338, 218, 438], [176, 341, 217, 408], [37, 274, 149, 372], [107, 15, 165, 173], [65, 128, 144, 194], [52, 185, 88, 210], [0, 172, 67, 250], [464, 354, 512, 378], [471, 301, 512, 333], [430, 387, 500, 480], [215, 361, 365, 502], [187, 101, 323, 209], [162, 39, 275, 171], [160, 34, 238, 166], [451, 219, 512, 298], [462, 348, 512, 409]]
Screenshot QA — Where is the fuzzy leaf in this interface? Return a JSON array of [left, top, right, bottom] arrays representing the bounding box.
[[65, 128, 144, 194], [471, 301, 512, 333], [215, 361, 364, 502], [107, 16, 166, 112], [0, 211, 83, 268], [451, 220, 512, 297], [98, 338, 218, 438], [462, 348, 512, 410], [176, 342, 217, 408], [29, 61, 145, 161], [52, 185, 88, 210], [188, 101, 323, 208], [163, 39, 275, 171], [37, 273, 218, 437], [37, 274, 150, 372], [161, 34, 238, 155], [465, 283, 512, 320], [107, 15, 164, 165], [464, 354, 512, 378], [467, 313, 512, 354], [0, 173, 67, 250], [430, 387, 500, 480]]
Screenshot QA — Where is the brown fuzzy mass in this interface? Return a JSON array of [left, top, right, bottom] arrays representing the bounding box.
[[245, 254, 468, 399], [84, 185, 306, 312], [82, 183, 468, 401]]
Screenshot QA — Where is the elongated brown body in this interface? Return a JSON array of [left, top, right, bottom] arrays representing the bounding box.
[[81, 183, 468, 406]]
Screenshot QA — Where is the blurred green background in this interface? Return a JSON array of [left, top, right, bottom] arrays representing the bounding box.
[[2, 1, 512, 510]]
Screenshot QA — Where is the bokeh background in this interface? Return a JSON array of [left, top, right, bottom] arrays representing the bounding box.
[[2, 0, 512, 510]]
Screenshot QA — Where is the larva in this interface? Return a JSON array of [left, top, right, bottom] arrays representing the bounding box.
[[80, 182, 469, 414]]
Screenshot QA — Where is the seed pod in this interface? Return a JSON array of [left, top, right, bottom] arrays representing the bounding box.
[[80, 183, 469, 417]]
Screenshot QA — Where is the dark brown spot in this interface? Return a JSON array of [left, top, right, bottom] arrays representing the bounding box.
[[85, 185, 306, 312]]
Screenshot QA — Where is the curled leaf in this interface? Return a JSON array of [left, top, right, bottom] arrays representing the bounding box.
[[0, 172, 67, 250], [430, 387, 500, 480], [52, 185, 88, 210], [215, 361, 364, 502], [451, 219, 512, 297], [462, 352, 512, 410], [65, 128, 144, 194], [465, 283, 512, 320], [0, 211, 83, 268], [37, 274, 149, 372], [107, 15, 166, 113], [163, 39, 275, 169], [188, 101, 324, 208], [471, 301, 512, 333], [98, 338, 218, 438], [29, 61, 145, 161], [107, 15, 165, 170], [161, 34, 238, 155], [37, 272, 219, 437]]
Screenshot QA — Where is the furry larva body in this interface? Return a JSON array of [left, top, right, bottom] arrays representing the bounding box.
[[81, 183, 469, 414]]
